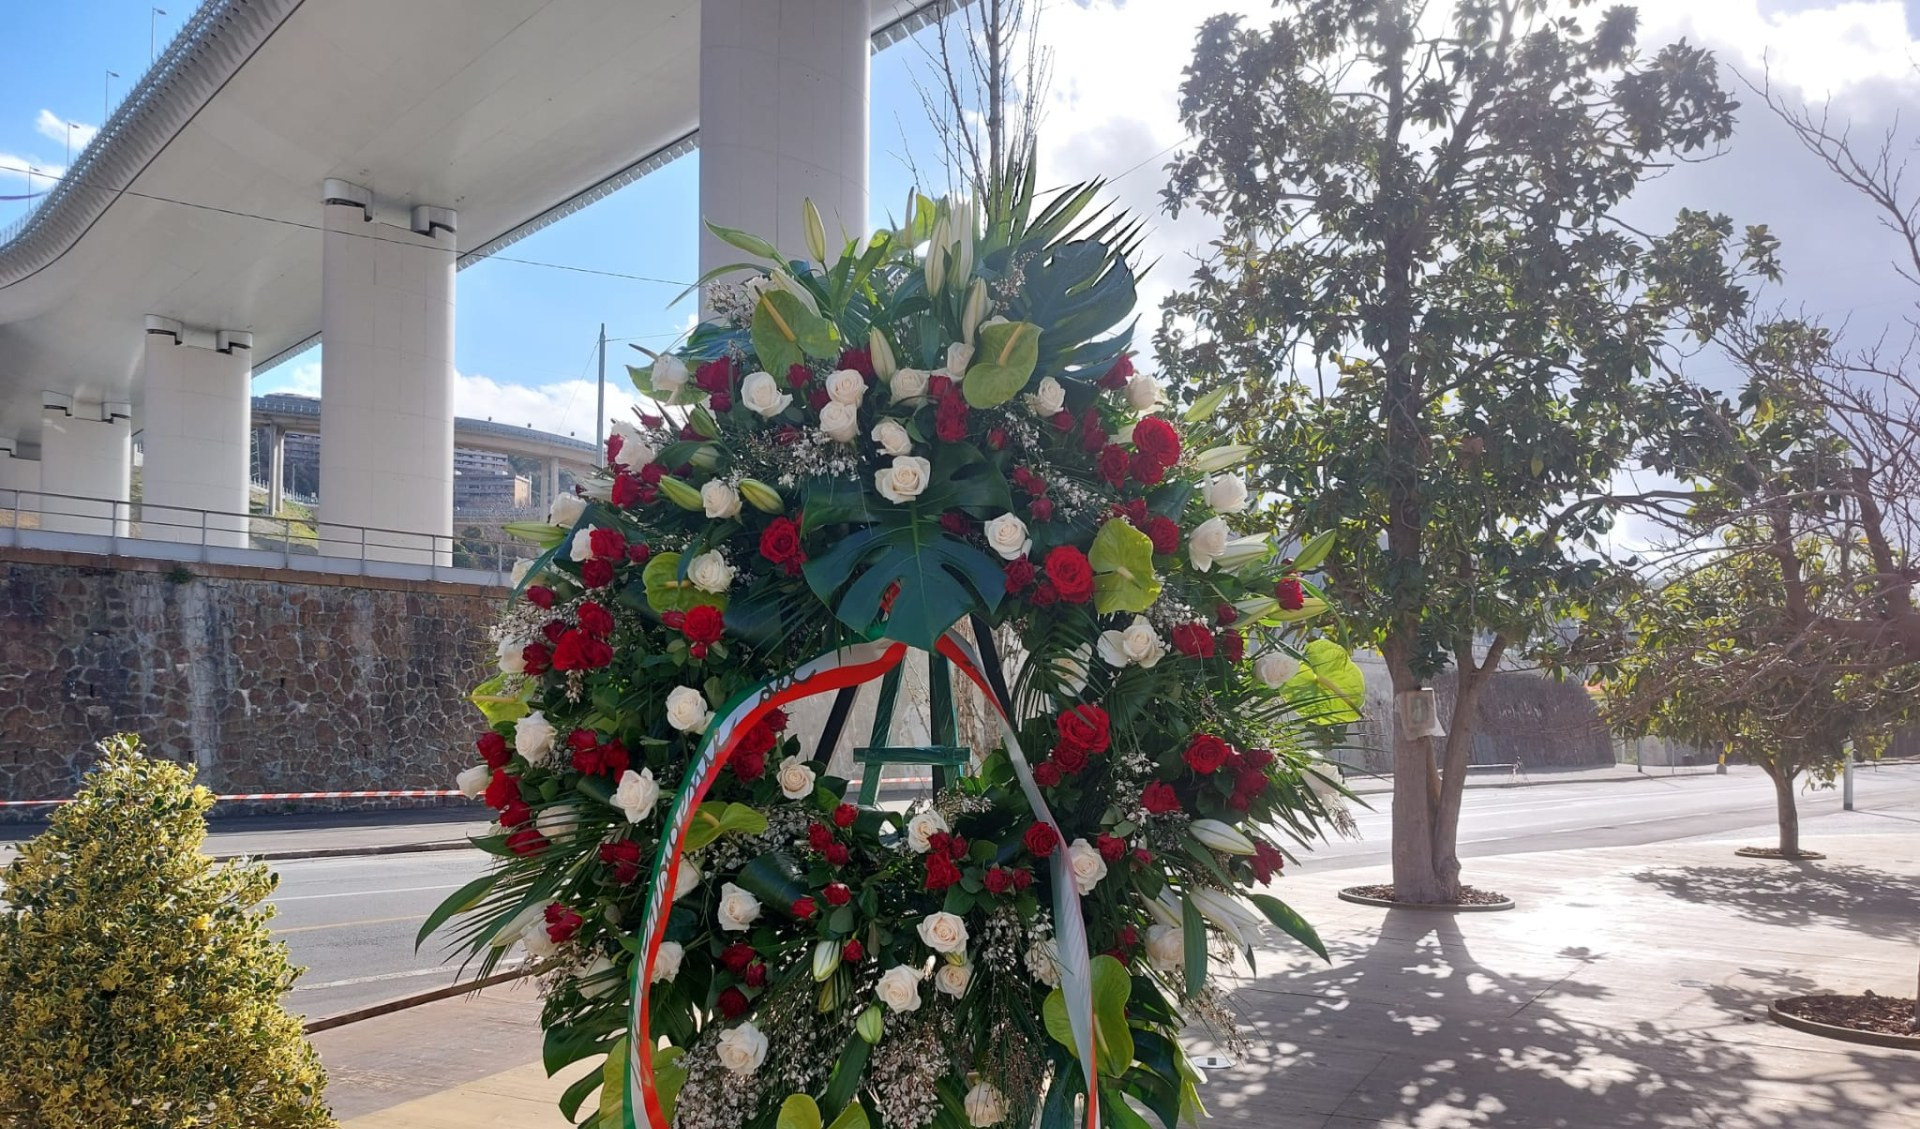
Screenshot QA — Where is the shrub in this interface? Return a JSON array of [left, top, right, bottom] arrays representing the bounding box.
[[0, 735, 333, 1128]]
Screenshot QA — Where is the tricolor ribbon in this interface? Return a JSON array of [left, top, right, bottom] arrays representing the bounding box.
[[624, 628, 1099, 1129]]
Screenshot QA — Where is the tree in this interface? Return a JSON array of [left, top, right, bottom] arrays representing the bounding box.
[[909, 0, 1050, 199], [0, 736, 333, 1129], [1600, 532, 1915, 857], [1156, 0, 1776, 902]]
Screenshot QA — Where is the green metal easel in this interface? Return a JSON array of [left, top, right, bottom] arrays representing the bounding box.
[[816, 650, 973, 806]]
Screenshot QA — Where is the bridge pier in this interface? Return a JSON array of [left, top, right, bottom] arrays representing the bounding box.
[[698, 0, 869, 288], [316, 180, 458, 564], [38, 398, 131, 537], [140, 318, 253, 547]]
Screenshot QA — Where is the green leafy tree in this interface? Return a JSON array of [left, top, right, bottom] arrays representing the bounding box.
[[0, 736, 333, 1129], [1156, 0, 1777, 901]]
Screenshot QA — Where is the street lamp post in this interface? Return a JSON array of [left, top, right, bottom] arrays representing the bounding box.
[[105, 71, 120, 121], [151, 8, 168, 63]]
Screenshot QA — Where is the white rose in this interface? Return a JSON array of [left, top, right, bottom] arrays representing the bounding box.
[[819, 401, 860, 443], [456, 764, 491, 799], [537, 803, 579, 840], [983, 513, 1032, 561], [825, 368, 867, 405], [701, 479, 743, 520], [650, 354, 688, 395], [1125, 372, 1159, 412], [871, 418, 913, 456], [612, 767, 660, 823], [1204, 473, 1249, 514], [875, 964, 924, 1013], [612, 420, 658, 470], [964, 1081, 1007, 1127], [580, 953, 619, 998], [935, 959, 973, 999], [1098, 615, 1166, 669], [514, 710, 556, 765], [548, 492, 586, 528], [510, 558, 535, 587], [739, 370, 793, 418], [917, 912, 970, 954], [1255, 650, 1298, 688], [1145, 923, 1184, 972], [875, 455, 933, 504], [1189, 516, 1231, 572], [714, 1022, 769, 1075], [568, 527, 599, 562], [652, 940, 684, 983], [1053, 642, 1091, 694], [496, 637, 528, 676], [905, 809, 950, 854], [776, 755, 816, 800], [1113, 422, 1136, 445], [946, 341, 975, 374], [666, 686, 712, 733], [1026, 375, 1067, 417], [717, 882, 763, 932], [687, 550, 736, 593], [1067, 837, 1109, 895], [1025, 937, 1061, 987], [672, 857, 700, 901], [890, 367, 930, 403], [519, 919, 559, 960]]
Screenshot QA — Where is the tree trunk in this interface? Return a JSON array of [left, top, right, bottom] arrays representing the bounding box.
[[1767, 762, 1801, 856], [1386, 635, 1450, 903], [1431, 640, 1504, 898]]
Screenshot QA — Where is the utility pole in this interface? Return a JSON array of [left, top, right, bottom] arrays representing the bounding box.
[[151, 9, 168, 63], [595, 323, 607, 467]]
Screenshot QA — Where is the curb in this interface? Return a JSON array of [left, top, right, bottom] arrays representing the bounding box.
[[1337, 886, 1516, 912], [216, 838, 477, 863], [1345, 771, 1721, 797], [302, 966, 534, 1034], [1766, 998, 1920, 1051]]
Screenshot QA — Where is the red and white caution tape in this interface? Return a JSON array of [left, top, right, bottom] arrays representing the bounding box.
[[0, 788, 463, 807]]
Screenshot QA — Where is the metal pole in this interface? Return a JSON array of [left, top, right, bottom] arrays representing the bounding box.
[[595, 323, 607, 466], [151, 8, 167, 63], [105, 71, 119, 120], [1843, 744, 1855, 811]]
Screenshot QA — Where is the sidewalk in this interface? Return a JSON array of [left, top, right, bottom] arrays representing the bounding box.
[[316, 826, 1920, 1128], [1341, 761, 1728, 795], [0, 807, 489, 866]]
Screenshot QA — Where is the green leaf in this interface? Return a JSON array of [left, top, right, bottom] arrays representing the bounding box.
[[1291, 529, 1336, 571], [753, 289, 841, 375], [643, 552, 726, 614], [962, 320, 1042, 408], [415, 871, 500, 951], [1181, 896, 1207, 998], [1248, 893, 1329, 961], [826, 1101, 871, 1129], [821, 1034, 871, 1115], [736, 851, 807, 913], [650, 1044, 685, 1124], [468, 673, 530, 726], [1280, 640, 1364, 725], [1087, 519, 1162, 614], [1041, 954, 1135, 1077], [778, 1094, 824, 1129], [803, 523, 1006, 651], [684, 802, 770, 852], [560, 1059, 605, 1123], [705, 219, 781, 262]]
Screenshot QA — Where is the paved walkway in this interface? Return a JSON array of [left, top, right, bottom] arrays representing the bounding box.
[[314, 826, 1919, 1128]]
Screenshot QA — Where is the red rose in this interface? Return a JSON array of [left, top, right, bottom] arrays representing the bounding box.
[[1246, 748, 1275, 768], [842, 939, 865, 963], [1236, 767, 1269, 799], [1052, 743, 1090, 774], [1184, 733, 1232, 775], [580, 558, 613, 589], [807, 387, 831, 411], [924, 853, 963, 891], [786, 363, 811, 389], [717, 987, 750, 1019], [824, 842, 851, 866], [1096, 833, 1128, 863], [708, 392, 733, 413], [543, 620, 569, 644], [599, 840, 643, 884], [611, 472, 642, 508], [1023, 821, 1061, 858], [1079, 407, 1108, 453], [928, 374, 953, 399], [506, 827, 548, 856], [695, 356, 733, 394], [1030, 496, 1055, 522], [1097, 444, 1130, 488], [738, 721, 776, 757], [1171, 622, 1216, 658], [1129, 453, 1166, 485], [987, 427, 1009, 450], [791, 896, 817, 920], [1275, 576, 1306, 611], [745, 961, 768, 989], [759, 516, 804, 565], [767, 708, 790, 733], [525, 585, 555, 609], [1044, 545, 1094, 604], [1050, 409, 1074, 431], [1056, 704, 1111, 756], [1252, 841, 1286, 885], [477, 731, 510, 769], [499, 799, 532, 828], [521, 642, 552, 674], [927, 832, 952, 857], [1145, 516, 1180, 556], [984, 866, 1015, 895], [1100, 355, 1134, 390], [1133, 847, 1155, 866], [1141, 780, 1182, 814], [482, 769, 520, 810], [1030, 582, 1059, 607], [1131, 416, 1182, 466], [936, 400, 969, 443], [823, 882, 852, 907], [544, 903, 583, 943], [683, 604, 725, 645], [720, 943, 756, 974], [938, 511, 971, 537], [605, 432, 625, 464], [732, 748, 767, 781], [832, 803, 857, 828], [808, 823, 835, 852], [552, 629, 613, 671], [1216, 603, 1239, 625], [837, 347, 874, 378], [1004, 557, 1036, 593], [1012, 868, 1034, 891], [577, 601, 614, 638], [589, 527, 627, 560], [1033, 761, 1064, 788], [1220, 629, 1246, 662]]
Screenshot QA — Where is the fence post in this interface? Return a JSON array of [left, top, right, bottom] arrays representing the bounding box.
[[1842, 744, 1854, 811]]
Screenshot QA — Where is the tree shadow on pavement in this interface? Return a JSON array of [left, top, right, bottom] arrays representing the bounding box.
[[1195, 909, 1917, 1128], [1631, 862, 1919, 944]]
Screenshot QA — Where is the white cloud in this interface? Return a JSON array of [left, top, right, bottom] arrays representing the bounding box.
[[455, 371, 624, 440], [34, 110, 96, 150], [0, 151, 61, 184], [255, 361, 321, 397]]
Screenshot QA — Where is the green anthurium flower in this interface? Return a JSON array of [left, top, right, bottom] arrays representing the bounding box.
[[1088, 518, 1161, 614]]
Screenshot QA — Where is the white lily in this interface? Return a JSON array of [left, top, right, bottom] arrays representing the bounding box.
[[1193, 444, 1256, 473], [1189, 819, 1256, 856], [1190, 888, 1263, 948], [812, 939, 842, 982]]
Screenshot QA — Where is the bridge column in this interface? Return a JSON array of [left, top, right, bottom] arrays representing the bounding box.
[[698, 0, 869, 287], [267, 425, 285, 517], [139, 318, 253, 547], [0, 442, 40, 522], [317, 179, 457, 564], [38, 397, 131, 537]]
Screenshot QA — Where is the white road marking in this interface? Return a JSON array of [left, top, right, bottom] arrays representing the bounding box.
[[273, 881, 465, 903]]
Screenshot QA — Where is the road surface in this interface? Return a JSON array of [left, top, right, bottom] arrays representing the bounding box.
[[270, 763, 1920, 1017]]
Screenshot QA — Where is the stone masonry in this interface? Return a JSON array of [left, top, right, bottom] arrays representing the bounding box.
[[0, 548, 500, 816]]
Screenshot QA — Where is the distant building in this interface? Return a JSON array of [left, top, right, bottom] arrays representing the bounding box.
[[453, 448, 531, 513]]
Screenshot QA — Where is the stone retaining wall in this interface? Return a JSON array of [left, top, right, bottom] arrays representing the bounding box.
[[0, 548, 500, 817]]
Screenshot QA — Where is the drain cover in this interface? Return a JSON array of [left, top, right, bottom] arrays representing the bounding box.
[[1191, 1054, 1236, 1069], [1678, 979, 1712, 989]]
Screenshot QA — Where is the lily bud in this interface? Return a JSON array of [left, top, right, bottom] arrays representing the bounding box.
[[856, 1003, 885, 1044], [688, 404, 722, 440], [1189, 888, 1259, 948], [739, 478, 783, 514], [961, 278, 989, 345], [656, 476, 704, 512], [1142, 888, 1182, 929], [812, 939, 842, 982], [868, 326, 897, 379], [1189, 819, 1256, 856], [1215, 535, 1272, 574], [1192, 444, 1255, 473], [925, 216, 949, 295], [803, 197, 827, 265], [689, 445, 721, 472]]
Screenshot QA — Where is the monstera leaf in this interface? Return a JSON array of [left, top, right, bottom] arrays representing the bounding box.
[[1015, 237, 1140, 381], [752, 289, 840, 376], [802, 520, 1006, 651], [1280, 639, 1364, 725], [1088, 519, 1161, 614], [1042, 954, 1134, 1077], [962, 320, 1041, 408]]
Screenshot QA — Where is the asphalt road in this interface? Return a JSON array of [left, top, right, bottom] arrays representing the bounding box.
[[269, 763, 1920, 1018]]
